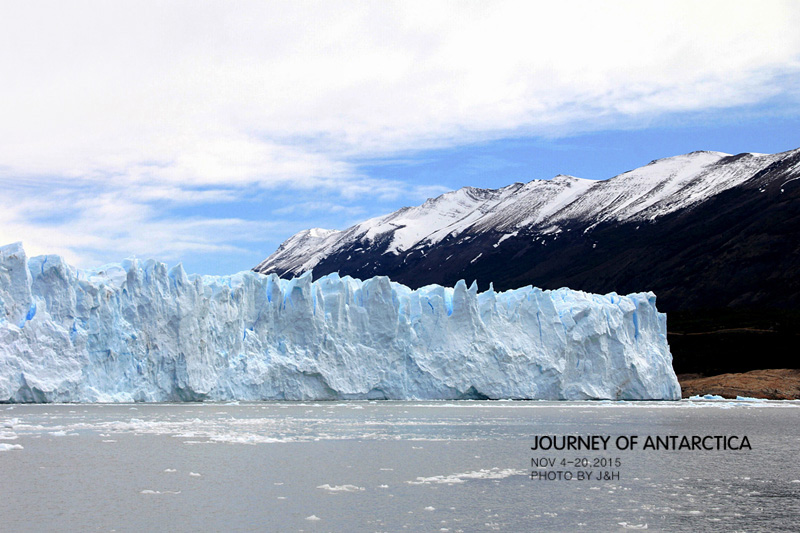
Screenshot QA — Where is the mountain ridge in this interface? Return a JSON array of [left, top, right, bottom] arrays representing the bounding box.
[[256, 147, 797, 283]]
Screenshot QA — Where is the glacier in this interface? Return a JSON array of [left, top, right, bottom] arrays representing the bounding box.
[[0, 242, 680, 402]]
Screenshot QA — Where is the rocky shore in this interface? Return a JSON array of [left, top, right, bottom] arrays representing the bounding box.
[[678, 369, 800, 400]]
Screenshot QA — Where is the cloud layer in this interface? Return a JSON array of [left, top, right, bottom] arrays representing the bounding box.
[[2, 1, 799, 270]]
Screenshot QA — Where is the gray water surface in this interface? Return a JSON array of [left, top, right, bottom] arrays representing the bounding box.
[[1, 400, 799, 532]]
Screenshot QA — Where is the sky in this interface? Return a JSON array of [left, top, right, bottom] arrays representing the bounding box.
[[1, 0, 799, 275]]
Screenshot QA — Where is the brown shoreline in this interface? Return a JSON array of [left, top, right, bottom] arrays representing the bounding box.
[[677, 369, 800, 400]]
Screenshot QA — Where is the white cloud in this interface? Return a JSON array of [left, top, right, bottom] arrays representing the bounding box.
[[1, 0, 799, 268], [0, 183, 278, 266], [3, 1, 799, 169]]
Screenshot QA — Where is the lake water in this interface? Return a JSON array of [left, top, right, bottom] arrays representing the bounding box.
[[1, 400, 799, 532]]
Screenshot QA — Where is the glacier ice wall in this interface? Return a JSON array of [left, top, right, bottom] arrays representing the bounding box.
[[0, 243, 680, 402]]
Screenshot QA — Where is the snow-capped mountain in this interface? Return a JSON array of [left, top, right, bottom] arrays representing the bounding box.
[[254, 149, 800, 308]]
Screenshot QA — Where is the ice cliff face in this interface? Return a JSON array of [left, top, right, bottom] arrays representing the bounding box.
[[0, 243, 680, 402]]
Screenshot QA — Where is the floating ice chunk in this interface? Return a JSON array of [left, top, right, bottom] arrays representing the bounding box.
[[689, 394, 726, 400], [189, 472, 201, 477], [305, 515, 321, 521], [408, 468, 525, 485], [316, 484, 365, 492], [0, 443, 23, 451]]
